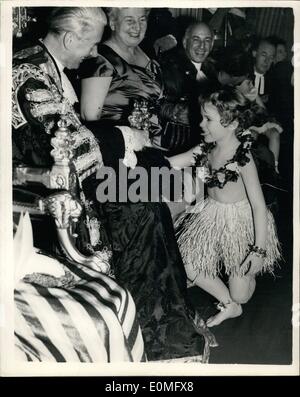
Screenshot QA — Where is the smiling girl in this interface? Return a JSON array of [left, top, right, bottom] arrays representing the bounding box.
[[175, 87, 281, 327]]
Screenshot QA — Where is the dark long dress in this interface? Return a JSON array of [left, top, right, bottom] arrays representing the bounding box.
[[81, 48, 214, 361], [86, 123, 213, 362]]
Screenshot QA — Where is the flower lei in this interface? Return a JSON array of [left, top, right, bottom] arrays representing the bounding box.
[[194, 130, 254, 189]]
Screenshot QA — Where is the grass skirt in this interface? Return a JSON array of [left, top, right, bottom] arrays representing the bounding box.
[[175, 197, 281, 279]]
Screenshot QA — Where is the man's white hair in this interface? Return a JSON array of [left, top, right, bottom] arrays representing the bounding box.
[[48, 7, 107, 37]]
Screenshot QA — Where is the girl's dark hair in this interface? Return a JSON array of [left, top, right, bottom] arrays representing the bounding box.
[[200, 86, 268, 135]]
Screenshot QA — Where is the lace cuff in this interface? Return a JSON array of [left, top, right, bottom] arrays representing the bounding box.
[[116, 126, 150, 169]]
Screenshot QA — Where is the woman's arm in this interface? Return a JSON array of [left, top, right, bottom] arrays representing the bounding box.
[[80, 76, 112, 121]]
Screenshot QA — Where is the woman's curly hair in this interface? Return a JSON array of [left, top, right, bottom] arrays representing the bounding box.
[[200, 86, 269, 136]]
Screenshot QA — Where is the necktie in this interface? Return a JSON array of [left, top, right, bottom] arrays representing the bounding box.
[[60, 69, 78, 105], [196, 70, 207, 82], [191, 62, 207, 82], [254, 72, 265, 95]]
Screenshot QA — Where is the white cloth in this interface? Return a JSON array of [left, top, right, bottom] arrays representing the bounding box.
[[254, 71, 265, 95], [14, 212, 65, 285], [191, 61, 207, 82]]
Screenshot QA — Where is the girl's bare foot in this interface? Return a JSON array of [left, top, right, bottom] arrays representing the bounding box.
[[206, 301, 242, 327]]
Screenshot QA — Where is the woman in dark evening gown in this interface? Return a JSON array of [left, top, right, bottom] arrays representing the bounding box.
[[80, 7, 215, 362], [80, 43, 162, 126], [79, 8, 163, 129], [86, 123, 215, 362]]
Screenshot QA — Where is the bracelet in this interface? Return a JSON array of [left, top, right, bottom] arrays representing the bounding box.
[[248, 244, 267, 258]]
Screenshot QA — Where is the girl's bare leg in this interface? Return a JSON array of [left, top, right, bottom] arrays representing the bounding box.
[[228, 274, 256, 304], [189, 270, 242, 327]]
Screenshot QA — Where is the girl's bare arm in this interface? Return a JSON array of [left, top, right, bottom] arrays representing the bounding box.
[[241, 152, 267, 249]]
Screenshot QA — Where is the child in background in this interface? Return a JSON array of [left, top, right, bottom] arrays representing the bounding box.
[[176, 87, 281, 327]]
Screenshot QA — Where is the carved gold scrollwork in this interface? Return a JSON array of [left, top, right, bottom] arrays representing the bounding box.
[[40, 192, 111, 274], [50, 173, 66, 189], [42, 191, 82, 229], [90, 250, 112, 274], [37, 191, 112, 274], [50, 128, 74, 166], [13, 166, 51, 186], [48, 117, 75, 190]]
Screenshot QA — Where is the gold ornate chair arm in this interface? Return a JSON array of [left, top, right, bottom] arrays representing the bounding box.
[[40, 192, 111, 274], [13, 190, 110, 274], [13, 165, 76, 191], [13, 166, 51, 186], [13, 116, 77, 190]]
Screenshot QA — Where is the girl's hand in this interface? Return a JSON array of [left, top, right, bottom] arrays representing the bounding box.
[[240, 254, 263, 276]]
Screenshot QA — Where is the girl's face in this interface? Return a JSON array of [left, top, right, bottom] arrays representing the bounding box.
[[200, 102, 232, 143], [113, 8, 148, 48]]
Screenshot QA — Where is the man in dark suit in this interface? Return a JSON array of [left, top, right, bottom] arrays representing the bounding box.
[[250, 37, 276, 108], [159, 22, 217, 153]]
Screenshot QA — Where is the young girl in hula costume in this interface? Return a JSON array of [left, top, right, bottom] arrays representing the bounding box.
[[175, 87, 281, 327]]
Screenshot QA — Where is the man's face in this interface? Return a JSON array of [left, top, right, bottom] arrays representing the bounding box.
[[253, 41, 275, 74], [183, 24, 213, 63], [66, 25, 104, 69]]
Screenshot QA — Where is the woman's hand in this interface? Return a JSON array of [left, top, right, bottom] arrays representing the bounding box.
[[240, 253, 263, 276], [167, 147, 196, 169]]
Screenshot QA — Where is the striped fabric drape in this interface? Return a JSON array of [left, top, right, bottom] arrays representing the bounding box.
[[170, 7, 203, 21], [254, 8, 285, 37], [252, 7, 294, 48], [169, 7, 294, 46], [15, 261, 146, 362]]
